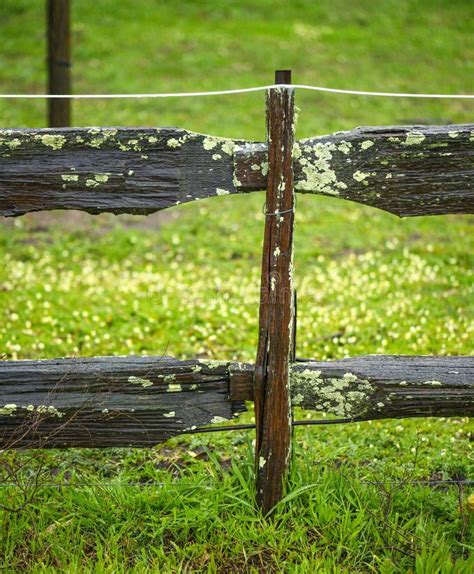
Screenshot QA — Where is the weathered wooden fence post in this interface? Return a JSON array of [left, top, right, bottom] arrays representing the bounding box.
[[47, 0, 71, 127], [254, 70, 295, 513]]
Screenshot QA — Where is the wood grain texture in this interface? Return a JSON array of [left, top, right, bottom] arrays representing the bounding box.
[[236, 123, 474, 217], [254, 85, 295, 513], [1, 354, 472, 448], [0, 356, 247, 448], [229, 355, 474, 419], [0, 127, 253, 217], [2, 124, 472, 219]]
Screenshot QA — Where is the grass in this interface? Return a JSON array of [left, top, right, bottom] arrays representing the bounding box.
[[0, 0, 473, 571]]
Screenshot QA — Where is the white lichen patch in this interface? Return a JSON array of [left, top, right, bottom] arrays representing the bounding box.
[[233, 174, 242, 188], [212, 153, 222, 161], [216, 188, 230, 196], [128, 376, 153, 388], [87, 129, 117, 148], [448, 131, 459, 139], [203, 136, 219, 150], [5, 138, 22, 150], [148, 136, 158, 143], [290, 369, 375, 417], [167, 383, 182, 392], [163, 411, 175, 418], [261, 161, 269, 176], [221, 140, 235, 156], [167, 138, 181, 148], [198, 360, 228, 369], [37, 134, 66, 150], [295, 141, 348, 196], [337, 141, 352, 154], [85, 179, 99, 188], [402, 131, 425, 146], [425, 380, 443, 386], [360, 140, 374, 150], [61, 174, 79, 182], [33, 405, 65, 418], [259, 456, 266, 469], [163, 374, 176, 382], [94, 173, 110, 183], [211, 416, 228, 424], [353, 170, 375, 185], [0, 404, 17, 415]]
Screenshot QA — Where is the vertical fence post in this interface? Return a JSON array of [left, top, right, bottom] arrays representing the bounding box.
[[254, 70, 295, 514], [47, 0, 71, 127]]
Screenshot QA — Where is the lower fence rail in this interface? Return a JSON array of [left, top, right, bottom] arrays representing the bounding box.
[[0, 354, 472, 449]]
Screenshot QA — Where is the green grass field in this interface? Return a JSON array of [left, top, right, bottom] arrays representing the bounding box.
[[1, 0, 473, 571]]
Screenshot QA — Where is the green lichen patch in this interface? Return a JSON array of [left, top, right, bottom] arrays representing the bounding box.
[[198, 359, 229, 369], [290, 370, 375, 417], [337, 141, 352, 154], [166, 138, 181, 148], [128, 376, 153, 388], [203, 136, 219, 150], [167, 383, 182, 392], [353, 170, 375, 185], [0, 403, 17, 416], [34, 405, 65, 418], [295, 141, 348, 196], [402, 131, 426, 146], [61, 174, 79, 182], [424, 380, 443, 386], [2, 137, 22, 150], [36, 134, 66, 150], [94, 173, 110, 183]]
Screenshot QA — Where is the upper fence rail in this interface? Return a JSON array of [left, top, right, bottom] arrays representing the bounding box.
[[1, 123, 473, 218]]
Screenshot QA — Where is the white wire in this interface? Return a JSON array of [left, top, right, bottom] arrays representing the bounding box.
[[0, 84, 473, 99]]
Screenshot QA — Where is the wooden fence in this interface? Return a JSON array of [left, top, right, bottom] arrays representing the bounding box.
[[1, 71, 473, 513]]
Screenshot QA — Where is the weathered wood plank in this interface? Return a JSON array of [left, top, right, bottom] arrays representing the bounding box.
[[232, 355, 474, 419], [236, 123, 474, 217], [254, 79, 295, 513], [2, 124, 472, 219], [0, 127, 254, 217], [1, 355, 472, 448], [0, 356, 247, 448]]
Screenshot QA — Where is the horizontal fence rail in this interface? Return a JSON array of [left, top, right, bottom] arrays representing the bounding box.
[[1, 355, 472, 449], [0, 357, 247, 448], [236, 124, 474, 216], [0, 128, 251, 217], [1, 123, 473, 218]]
